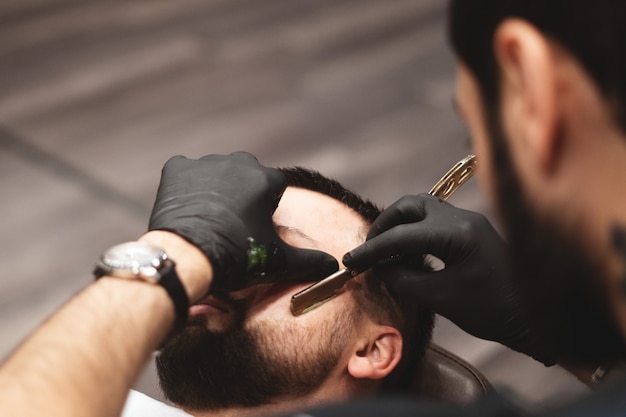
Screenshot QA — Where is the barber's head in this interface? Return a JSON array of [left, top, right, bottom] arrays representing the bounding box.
[[156, 167, 434, 414], [449, 0, 626, 365]]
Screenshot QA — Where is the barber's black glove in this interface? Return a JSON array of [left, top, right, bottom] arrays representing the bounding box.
[[149, 152, 338, 291], [343, 194, 555, 366]]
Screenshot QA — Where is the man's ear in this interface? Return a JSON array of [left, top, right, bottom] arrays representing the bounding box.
[[494, 18, 559, 172], [347, 326, 402, 380]]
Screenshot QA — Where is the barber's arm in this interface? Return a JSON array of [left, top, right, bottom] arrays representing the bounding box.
[[0, 232, 209, 417], [0, 152, 337, 417]]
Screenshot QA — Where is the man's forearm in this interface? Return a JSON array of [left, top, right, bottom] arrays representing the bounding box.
[[0, 279, 173, 417], [0, 232, 211, 417]]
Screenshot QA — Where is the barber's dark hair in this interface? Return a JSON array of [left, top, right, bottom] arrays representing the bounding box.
[[279, 166, 435, 392], [448, 0, 626, 134]]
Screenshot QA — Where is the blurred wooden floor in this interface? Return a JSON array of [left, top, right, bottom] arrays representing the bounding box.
[[0, 0, 587, 409]]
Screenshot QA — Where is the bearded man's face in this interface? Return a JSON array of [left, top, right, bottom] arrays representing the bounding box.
[[157, 186, 372, 412], [157, 282, 354, 411]]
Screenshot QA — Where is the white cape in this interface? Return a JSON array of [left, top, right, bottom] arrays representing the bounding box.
[[122, 390, 193, 417]]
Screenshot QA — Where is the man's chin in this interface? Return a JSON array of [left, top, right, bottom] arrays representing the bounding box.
[[156, 321, 257, 410]]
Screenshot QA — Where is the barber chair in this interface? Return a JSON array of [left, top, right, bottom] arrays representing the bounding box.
[[409, 344, 492, 406]]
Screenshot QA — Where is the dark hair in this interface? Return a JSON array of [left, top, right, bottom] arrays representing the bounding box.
[[279, 166, 435, 392], [448, 0, 626, 134]]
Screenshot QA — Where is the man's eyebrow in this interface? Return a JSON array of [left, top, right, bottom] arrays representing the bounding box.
[[274, 223, 318, 246]]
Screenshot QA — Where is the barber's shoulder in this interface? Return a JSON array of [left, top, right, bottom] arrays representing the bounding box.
[[122, 390, 192, 417]]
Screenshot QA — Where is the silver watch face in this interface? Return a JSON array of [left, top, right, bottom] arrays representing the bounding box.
[[99, 241, 167, 280]]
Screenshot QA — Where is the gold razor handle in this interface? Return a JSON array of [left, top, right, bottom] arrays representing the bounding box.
[[428, 155, 477, 199], [290, 155, 477, 316]]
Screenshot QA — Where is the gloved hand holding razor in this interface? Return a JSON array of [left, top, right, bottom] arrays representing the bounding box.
[[296, 155, 555, 366]]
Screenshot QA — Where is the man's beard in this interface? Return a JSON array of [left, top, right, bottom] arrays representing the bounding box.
[[156, 299, 352, 412], [485, 111, 626, 366]]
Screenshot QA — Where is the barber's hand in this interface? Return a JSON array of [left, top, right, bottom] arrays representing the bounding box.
[[343, 194, 555, 366], [149, 152, 338, 292]]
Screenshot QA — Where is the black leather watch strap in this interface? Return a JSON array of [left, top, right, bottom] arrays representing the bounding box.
[[157, 259, 189, 333]]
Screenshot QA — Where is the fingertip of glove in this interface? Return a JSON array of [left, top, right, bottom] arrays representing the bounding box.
[[302, 248, 338, 275], [299, 256, 338, 283], [323, 257, 339, 274], [342, 252, 362, 270]]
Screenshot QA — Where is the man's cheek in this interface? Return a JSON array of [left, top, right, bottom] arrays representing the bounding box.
[[244, 292, 293, 321]]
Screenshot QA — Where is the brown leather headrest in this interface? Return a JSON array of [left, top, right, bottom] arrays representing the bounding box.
[[408, 344, 492, 405]]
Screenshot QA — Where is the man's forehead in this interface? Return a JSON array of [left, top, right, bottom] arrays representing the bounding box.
[[273, 187, 368, 261]]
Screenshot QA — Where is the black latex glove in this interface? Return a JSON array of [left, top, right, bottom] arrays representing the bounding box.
[[343, 193, 555, 366], [149, 152, 338, 291]]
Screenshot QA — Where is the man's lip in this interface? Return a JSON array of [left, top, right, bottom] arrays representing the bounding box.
[[191, 296, 231, 313]]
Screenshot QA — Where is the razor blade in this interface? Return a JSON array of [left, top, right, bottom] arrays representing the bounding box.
[[290, 154, 478, 316]]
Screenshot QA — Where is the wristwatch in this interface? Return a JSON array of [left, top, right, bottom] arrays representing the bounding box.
[[94, 241, 189, 332]]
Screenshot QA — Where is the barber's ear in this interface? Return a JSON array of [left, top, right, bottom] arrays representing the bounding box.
[[347, 326, 402, 380], [494, 18, 559, 172]]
